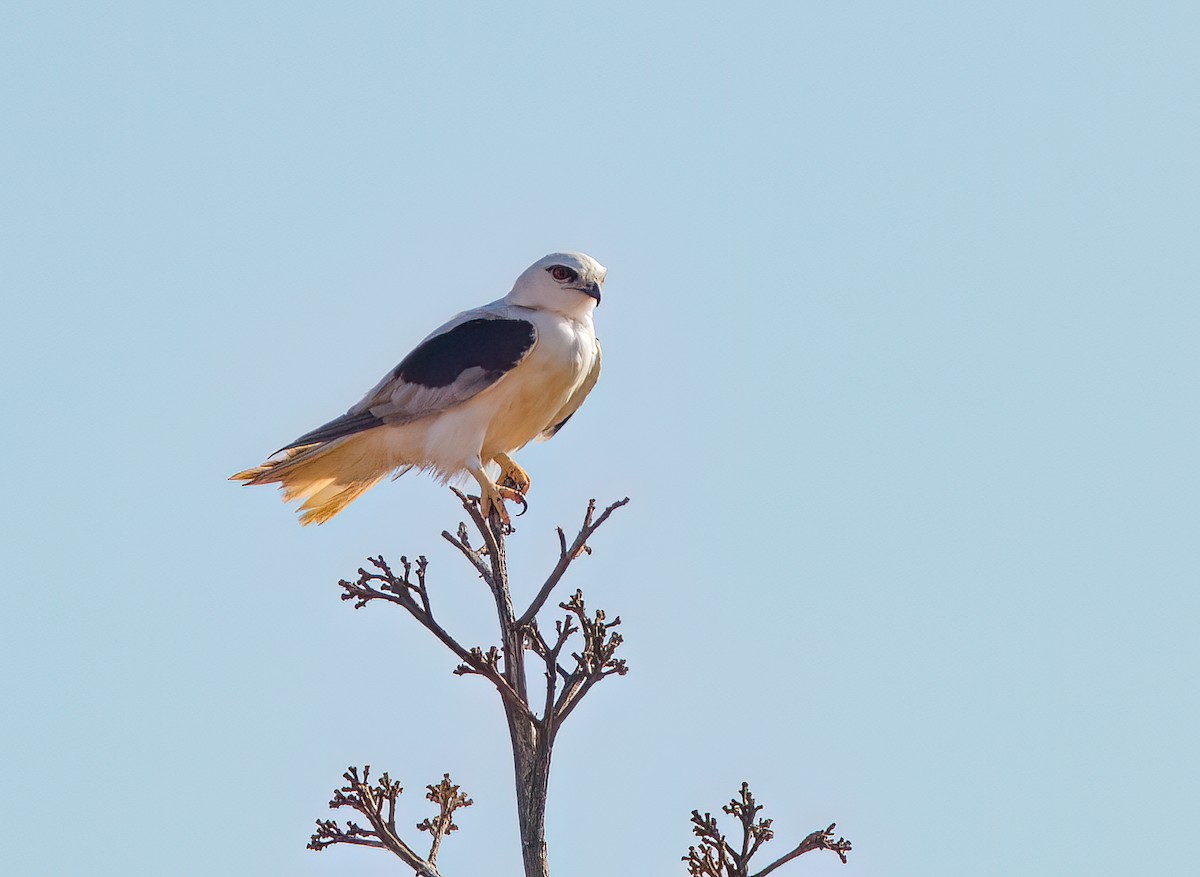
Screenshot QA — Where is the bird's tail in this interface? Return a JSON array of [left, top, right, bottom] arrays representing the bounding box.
[[230, 431, 393, 525]]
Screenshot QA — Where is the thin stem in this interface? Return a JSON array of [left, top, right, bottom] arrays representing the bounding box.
[[516, 498, 629, 627], [750, 825, 852, 877]]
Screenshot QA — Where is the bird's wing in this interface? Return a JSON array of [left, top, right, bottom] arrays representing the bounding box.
[[280, 306, 537, 452], [540, 337, 602, 440]]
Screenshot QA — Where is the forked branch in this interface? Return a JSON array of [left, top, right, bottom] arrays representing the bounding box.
[[518, 497, 630, 627], [337, 555, 535, 723], [550, 590, 628, 728], [684, 783, 851, 877], [308, 765, 472, 877], [417, 774, 475, 867]]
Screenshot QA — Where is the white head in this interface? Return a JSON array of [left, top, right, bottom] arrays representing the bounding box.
[[506, 252, 607, 316]]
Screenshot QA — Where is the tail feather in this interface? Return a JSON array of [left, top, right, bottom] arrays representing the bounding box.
[[230, 431, 394, 525], [296, 479, 384, 525], [229, 444, 316, 485]]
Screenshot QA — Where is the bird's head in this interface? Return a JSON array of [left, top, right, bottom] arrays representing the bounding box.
[[507, 252, 607, 316]]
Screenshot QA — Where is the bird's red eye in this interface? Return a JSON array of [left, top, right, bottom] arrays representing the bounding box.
[[548, 265, 577, 282]]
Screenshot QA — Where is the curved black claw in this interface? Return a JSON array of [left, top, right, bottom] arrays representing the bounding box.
[[513, 493, 528, 517]]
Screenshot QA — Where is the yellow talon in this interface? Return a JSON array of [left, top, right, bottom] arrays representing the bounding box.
[[477, 482, 527, 527]]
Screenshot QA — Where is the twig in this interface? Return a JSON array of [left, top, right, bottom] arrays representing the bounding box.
[[752, 824, 853, 876], [684, 783, 851, 877], [516, 498, 630, 628], [440, 523, 492, 580], [308, 765, 462, 877], [448, 486, 503, 569], [552, 590, 628, 727], [337, 555, 536, 724], [417, 773, 474, 866]]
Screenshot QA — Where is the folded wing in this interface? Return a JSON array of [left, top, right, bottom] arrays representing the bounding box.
[[281, 315, 538, 452], [540, 338, 602, 440]]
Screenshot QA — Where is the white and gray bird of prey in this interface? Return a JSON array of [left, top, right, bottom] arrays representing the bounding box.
[[232, 252, 606, 526]]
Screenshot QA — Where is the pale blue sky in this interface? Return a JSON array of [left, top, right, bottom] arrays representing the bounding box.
[[2, 3, 1196, 876]]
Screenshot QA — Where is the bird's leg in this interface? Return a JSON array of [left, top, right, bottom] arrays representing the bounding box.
[[492, 452, 532, 496]]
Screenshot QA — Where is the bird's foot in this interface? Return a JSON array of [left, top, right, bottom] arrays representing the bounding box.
[[478, 482, 527, 532], [494, 454, 532, 496]]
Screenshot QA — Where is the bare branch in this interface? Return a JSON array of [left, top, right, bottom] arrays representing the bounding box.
[[516, 497, 629, 628], [337, 554, 536, 723], [552, 590, 628, 726], [337, 555, 408, 609], [684, 783, 851, 877], [751, 824, 852, 876], [440, 527, 492, 580], [417, 773, 475, 866], [308, 765, 444, 877], [727, 783, 773, 866], [684, 809, 736, 877], [453, 645, 502, 678], [448, 486, 504, 565], [533, 612, 575, 727]]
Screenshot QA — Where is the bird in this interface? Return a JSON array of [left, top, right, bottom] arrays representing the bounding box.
[[231, 252, 605, 526]]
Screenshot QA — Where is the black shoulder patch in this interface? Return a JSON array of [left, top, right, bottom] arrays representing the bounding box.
[[394, 318, 536, 388]]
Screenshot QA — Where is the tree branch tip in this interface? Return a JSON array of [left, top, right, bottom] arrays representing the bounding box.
[[685, 784, 851, 875]]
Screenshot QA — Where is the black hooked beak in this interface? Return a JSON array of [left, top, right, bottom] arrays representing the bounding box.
[[583, 280, 602, 304]]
